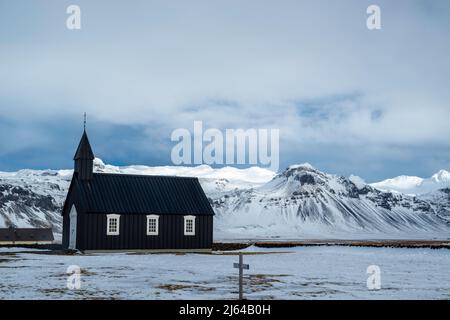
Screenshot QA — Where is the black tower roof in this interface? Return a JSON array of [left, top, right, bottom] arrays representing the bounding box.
[[74, 130, 94, 160]]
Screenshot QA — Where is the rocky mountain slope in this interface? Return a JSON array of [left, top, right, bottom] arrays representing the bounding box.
[[0, 169, 71, 232], [212, 164, 450, 239]]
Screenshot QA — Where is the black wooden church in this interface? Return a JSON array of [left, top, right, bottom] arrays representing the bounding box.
[[62, 129, 214, 252]]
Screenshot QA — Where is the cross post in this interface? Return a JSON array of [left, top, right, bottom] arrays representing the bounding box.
[[233, 253, 249, 300]]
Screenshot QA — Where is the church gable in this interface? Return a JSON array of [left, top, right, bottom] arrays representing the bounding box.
[[62, 122, 214, 252]]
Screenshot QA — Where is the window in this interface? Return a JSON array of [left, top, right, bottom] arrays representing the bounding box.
[[107, 214, 120, 235], [146, 215, 159, 236], [184, 215, 196, 236]]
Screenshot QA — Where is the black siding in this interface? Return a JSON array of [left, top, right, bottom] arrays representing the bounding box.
[[62, 172, 215, 251], [74, 160, 93, 181], [78, 213, 213, 251], [0, 228, 54, 242], [62, 212, 69, 248]]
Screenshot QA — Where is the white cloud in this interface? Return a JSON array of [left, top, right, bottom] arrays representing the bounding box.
[[0, 0, 449, 168]]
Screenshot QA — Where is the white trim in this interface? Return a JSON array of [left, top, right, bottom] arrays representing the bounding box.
[[146, 214, 159, 236], [184, 215, 196, 236], [69, 205, 77, 249], [106, 214, 120, 236]]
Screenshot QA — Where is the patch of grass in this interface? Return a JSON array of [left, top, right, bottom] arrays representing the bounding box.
[[39, 288, 69, 295], [38, 287, 123, 300], [290, 289, 343, 297], [0, 265, 27, 269], [157, 283, 215, 292], [51, 269, 97, 279], [214, 251, 292, 255], [0, 252, 17, 256], [225, 273, 291, 293]]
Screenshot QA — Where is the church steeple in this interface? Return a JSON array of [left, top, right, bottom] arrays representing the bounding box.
[[74, 115, 94, 181]]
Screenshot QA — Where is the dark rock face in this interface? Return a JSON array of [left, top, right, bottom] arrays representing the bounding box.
[[0, 184, 59, 212], [0, 183, 62, 231], [378, 192, 394, 210], [340, 178, 361, 199], [358, 186, 372, 195], [297, 174, 315, 186]]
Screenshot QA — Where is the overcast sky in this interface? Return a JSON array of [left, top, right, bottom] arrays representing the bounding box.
[[0, 0, 449, 181]]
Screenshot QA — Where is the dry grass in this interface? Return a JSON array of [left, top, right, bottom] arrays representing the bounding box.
[[213, 251, 292, 255], [157, 283, 216, 292], [226, 274, 290, 293], [214, 240, 450, 250]]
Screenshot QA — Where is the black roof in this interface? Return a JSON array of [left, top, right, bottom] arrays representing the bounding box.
[[0, 228, 54, 242], [74, 130, 94, 160], [73, 172, 215, 215]]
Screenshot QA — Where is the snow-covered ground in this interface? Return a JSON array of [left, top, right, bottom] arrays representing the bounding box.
[[1, 246, 449, 300]]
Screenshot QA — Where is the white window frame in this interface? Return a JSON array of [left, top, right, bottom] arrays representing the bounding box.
[[146, 214, 159, 236], [184, 215, 196, 236], [106, 214, 120, 236]]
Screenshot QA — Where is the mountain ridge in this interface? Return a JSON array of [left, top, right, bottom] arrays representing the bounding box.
[[371, 169, 450, 195], [1, 159, 449, 240]]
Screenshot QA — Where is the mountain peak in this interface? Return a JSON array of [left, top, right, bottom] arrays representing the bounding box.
[[287, 163, 315, 171], [278, 163, 323, 182], [431, 170, 450, 182], [371, 169, 450, 195], [349, 175, 367, 189]]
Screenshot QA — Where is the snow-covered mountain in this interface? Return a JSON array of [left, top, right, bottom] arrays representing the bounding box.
[[0, 159, 449, 240], [93, 159, 275, 198], [0, 159, 275, 235], [212, 164, 450, 239], [420, 188, 450, 223], [371, 170, 450, 195], [0, 169, 72, 232]]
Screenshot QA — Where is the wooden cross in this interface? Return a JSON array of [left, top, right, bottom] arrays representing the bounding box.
[[233, 253, 249, 300]]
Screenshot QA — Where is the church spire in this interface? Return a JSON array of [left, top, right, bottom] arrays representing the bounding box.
[[74, 114, 94, 180]]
